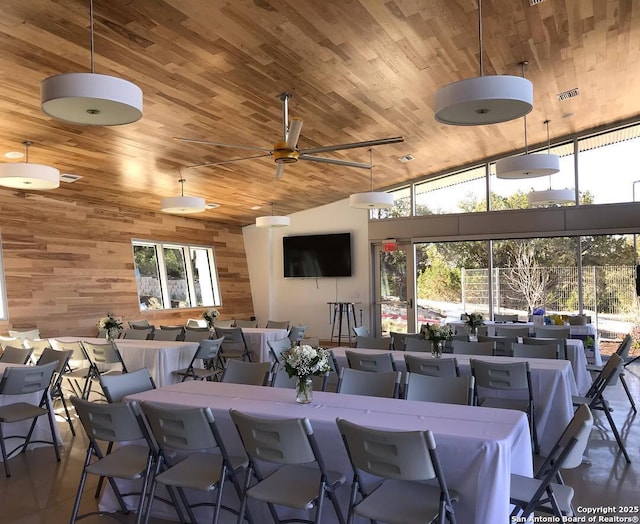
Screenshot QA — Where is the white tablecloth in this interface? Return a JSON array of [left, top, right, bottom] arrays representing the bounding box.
[[241, 328, 289, 362], [54, 337, 199, 387], [103, 381, 532, 524], [332, 347, 576, 456], [566, 339, 592, 395], [0, 363, 62, 459]]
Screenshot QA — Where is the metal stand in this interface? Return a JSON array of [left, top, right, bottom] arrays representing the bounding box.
[[328, 302, 358, 346]]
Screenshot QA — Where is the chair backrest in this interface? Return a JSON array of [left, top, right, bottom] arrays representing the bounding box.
[[152, 326, 184, 341], [122, 327, 153, 340], [193, 337, 224, 362], [615, 333, 633, 359], [405, 373, 474, 405], [268, 337, 293, 365], [288, 325, 308, 344], [477, 335, 516, 357], [549, 404, 594, 470], [82, 341, 126, 367], [213, 319, 236, 328], [8, 328, 41, 341], [142, 402, 222, 451], [266, 320, 290, 329], [389, 332, 421, 351], [404, 354, 459, 377], [186, 318, 207, 328], [345, 350, 396, 372], [129, 320, 152, 329], [337, 418, 442, 483], [0, 345, 33, 364], [454, 324, 488, 337], [470, 358, 531, 391], [404, 337, 431, 352], [230, 410, 319, 465], [0, 336, 21, 350], [452, 340, 494, 356], [0, 360, 57, 396], [214, 326, 245, 344], [270, 369, 297, 388], [100, 367, 156, 403], [534, 326, 570, 339], [512, 342, 559, 359], [337, 368, 400, 398], [50, 339, 87, 362], [585, 353, 623, 400], [495, 325, 529, 338], [522, 337, 565, 359], [353, 326, 370, 338], [221, 359, 270, 385], [183, 326, 212, 343], [355, 336, 392, 350], [36, 347, 73, 375], [234, 319, 257, 328], [71, 396, 145, 442], [23, 338, 52, 364], [494, 314, 519, 322]]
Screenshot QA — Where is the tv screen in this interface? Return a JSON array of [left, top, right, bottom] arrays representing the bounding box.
[[283, 233, 352, 278]]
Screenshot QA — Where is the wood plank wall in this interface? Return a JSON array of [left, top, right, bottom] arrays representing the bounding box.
[[0, 190, 254, 338]]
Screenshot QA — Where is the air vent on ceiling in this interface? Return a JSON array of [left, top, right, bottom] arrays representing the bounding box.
[[60, 173, 83, 183], [529, 0, 545, 5], [206, 203, 220, 209], [557, 88, 579, 101], [398, 154, 415, 163]]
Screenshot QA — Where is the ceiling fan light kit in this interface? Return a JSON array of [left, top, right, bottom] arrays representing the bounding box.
[[0, 141, 60, 190], [40, 0, 143, 126], [160, 178, 205, 214]]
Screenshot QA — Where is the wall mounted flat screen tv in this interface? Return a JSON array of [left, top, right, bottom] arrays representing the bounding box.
[[283, 233, 352, 278]]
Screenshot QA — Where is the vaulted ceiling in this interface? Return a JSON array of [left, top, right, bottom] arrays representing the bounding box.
[[0, 0, 638, 226]]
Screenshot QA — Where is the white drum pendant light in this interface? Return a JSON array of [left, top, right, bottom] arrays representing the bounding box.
[[0, 141, 60, 190], [160, 178, 205, 214], [256, 202, 290, 228], [40, 0, 142, 126], [496, 66, 560, 179], [434, 0, 532, 126], [350, 149, 393, 209]]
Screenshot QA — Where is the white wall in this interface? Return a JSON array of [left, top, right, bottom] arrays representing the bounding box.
[[243, 199, 371, 341]]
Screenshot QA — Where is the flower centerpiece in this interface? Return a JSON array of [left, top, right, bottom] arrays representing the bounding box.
[[422, 323, 452, 358], [282, 344, 332, 403], [462, 312, 484, 337], [98, 313, 123, 341], [202, 308, 220, 329]]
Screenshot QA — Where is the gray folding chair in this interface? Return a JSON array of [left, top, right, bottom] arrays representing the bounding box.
[[345, 350, 396, 372], [512, 342, 559, 359], [234, 319, 258, 328], [389, 332, 421, 351], [404, 354, 460, 377], [352, 326, 370, 338], [337, 418, 458, 524], [122, 327, 154, 340], [288, 325, 308, 345], [534, 326, 570, 339], [212, 319, 235, 328], [0, 346, 32, 364], [336, 368, 400, 398], [100, 367, 156, 403], [404, 337, 431, 352], [82, 341, 129, 399], [230, 410, 345, 524], [70, 397, 153, 523], [267, 337, 293, 373], [471, 359, 539, 454], [215, 326, 252, 363], [495, 325, 530, 338], [36, 348, 75, 435], [141, 402, 252, 524], [182, 326, 212, 343], [152, 326, 184, 341], [510, 405, 593, 519], [173, 338, 224, 382], [266, 320, 290, 329], [0, 361, 59, 477], [355, 336, 392, 350], [494, 314, 519, 322], [452, 340, 494, 356], [405, 373, 475, 405], [23, 338, 52, 365], [221, 360, 270, 386], [478, 335, 516, 357], [129, 320, 152, 330], [52, 339, 91, 399]]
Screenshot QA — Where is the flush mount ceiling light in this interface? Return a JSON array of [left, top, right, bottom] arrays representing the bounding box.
[[40, 0, 142, 126], [350, 149, 394, 209], [160, 178, 205, 214], [0, 141, 60, 190], [496, 67, 560, 179], [433, 0, 533, 126], [256, 202, 290, 228]]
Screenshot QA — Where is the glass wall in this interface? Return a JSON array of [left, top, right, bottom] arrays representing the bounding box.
[[415, 165, 486, 215]]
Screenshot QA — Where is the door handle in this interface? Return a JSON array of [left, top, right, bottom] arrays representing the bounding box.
[[408, 298, 413, 308]]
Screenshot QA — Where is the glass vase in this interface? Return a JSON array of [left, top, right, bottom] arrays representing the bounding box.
[[106, 328, 119, 342], [296, 376, 313, 404], [431, 340, 444, 359], [469, 325, 478, 341]]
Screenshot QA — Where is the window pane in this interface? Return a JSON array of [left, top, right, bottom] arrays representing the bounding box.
[[371, 186, 412, 219], [415, 165, 487, 215], [191, 247, 216, 307], [163, 246, 190, 308], [133, 244, 164, 310]]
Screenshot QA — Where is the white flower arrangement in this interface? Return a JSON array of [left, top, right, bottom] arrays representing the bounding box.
[[97, 313, 123, 339], [422, 323, 452, 343], [283, 345, 332, 379], [202, 308, 220, 327]]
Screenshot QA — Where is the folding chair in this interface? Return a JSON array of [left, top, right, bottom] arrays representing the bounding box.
[[345, 350, 396, 372], [230, 410, 345, 524], [452, 340, 494, 356], [100, 367, 156, 403], [404, 337, 431, 352], [522, 337, 566, 360], [183, 326, 212, 343], [336, 368, 401, 399], [234, 319, 258, 328], [478, 334, 517, 357], [173, 338, 224, 382], [52, 339, 91, 399], [152, 326, 184, 341], [215, 326, 252, 363], [354, 336, 392, 350], [288, 325, 308, 345], [337, 418, 458, 524], [405, 373, 475, 405], [36, 348, 75, 435], [267, 337, 293, 374], [23, 338, 52, 365], [404, 354, 460, 377], [221, 360, 270, 386], [122, 327, 154, 340], [82, 340, 129, 400], [0, 361, 59, 477], [0, 346, 33, 364], [266, 320, 290, 329], [512, 342, 559, 359]]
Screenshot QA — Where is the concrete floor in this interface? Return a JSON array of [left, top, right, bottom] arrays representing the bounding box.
[[0, 361, 638, 523]]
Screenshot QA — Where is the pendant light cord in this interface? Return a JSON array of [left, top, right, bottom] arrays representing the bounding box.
[[545, 120, 552, 189], [520, 61, 529, 153], [369, 148, 374, 191], [478, 0, 483, 77], [23, 141, 31, 163], [178, 178, 186, 197], [89, 0, 95, 73]]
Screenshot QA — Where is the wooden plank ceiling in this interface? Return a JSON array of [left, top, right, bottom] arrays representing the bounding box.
[[0, 0, 638, 226]]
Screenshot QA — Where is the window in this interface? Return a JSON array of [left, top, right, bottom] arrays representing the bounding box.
[[132, 240, 221, 310]]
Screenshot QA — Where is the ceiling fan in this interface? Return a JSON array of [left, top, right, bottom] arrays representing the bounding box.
[[176, 93, 404, 179]]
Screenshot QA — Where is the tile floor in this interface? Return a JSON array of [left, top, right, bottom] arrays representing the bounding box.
[[0, 361, 638, 523]]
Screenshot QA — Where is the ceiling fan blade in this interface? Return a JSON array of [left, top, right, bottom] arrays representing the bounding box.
[[299, 154, 371, 169], [286, 118, 303, 150], [301, 136, 404, 155], [275, 163, 286, 180], [175, 137, 272, 153], [188, 153, 271, 169]]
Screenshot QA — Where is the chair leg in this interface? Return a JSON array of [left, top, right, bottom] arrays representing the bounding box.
[[619, 375, 637, 413], [70, 449, 93, 523], [601, 401, 631, 463], [314, 481, 327, 523], [327, 488, 346, 524], [0, 423, 10, 478], [57, 392, 76, 436]]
